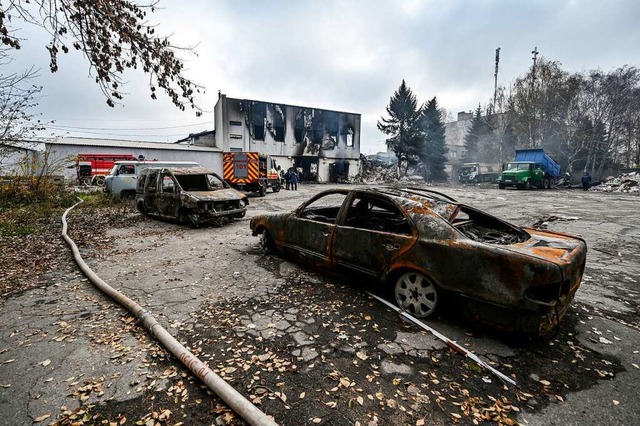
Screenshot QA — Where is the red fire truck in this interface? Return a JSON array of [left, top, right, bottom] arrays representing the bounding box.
[[76, 153, 137, 185], [222, 152, 281, 196]]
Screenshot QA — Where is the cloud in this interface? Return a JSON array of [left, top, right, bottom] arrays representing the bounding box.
[[4, 0, 639, 153]]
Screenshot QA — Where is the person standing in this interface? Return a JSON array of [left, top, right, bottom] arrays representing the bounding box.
[[284, 169, 291, 190], [289, 169, 298, 191], [581, 171, 591, 191]]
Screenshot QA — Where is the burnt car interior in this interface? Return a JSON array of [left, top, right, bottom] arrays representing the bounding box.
[[451, 206, 530, 245], [173, 173, 227, 192], [345, 196, 412, 234], [299, 192, 348, 223]]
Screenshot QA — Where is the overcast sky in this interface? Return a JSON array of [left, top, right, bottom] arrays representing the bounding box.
[[7, 0, 640, 154]]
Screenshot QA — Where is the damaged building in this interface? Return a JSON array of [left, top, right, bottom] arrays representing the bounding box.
[[182, 93, 362, 182]]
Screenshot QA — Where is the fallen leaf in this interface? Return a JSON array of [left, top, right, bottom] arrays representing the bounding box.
[[41, 359, 51, 367], [539, 380, 551, 386], [33, 413, 51, 422], [311, 418, 322, 424], [613, 400, 620, 405], [356, 396, 364, 406], [299, 392, 306, 399]]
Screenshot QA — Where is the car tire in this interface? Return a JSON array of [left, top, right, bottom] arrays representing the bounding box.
[[272, 183, 281, 193], [260, 229, 275, 254], [498, 183, 505, 189], [137, 201, 147, 215], [524, 180, 531, 190], [259, 184, 266, 197], [544, 178, 551, 189], [187, 213, 201, 228], [394, 271, 438, 318]]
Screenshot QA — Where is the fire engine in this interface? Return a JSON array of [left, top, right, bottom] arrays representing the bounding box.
[[223, 152, 281, 196], [76, 154, 137, 185]]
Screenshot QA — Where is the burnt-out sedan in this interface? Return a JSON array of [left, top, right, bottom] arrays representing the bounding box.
[[250, 187, 587, 336]]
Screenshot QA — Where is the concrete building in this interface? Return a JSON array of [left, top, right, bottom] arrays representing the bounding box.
[[444, 111, 473, 178], [183, 93, 362, 182]]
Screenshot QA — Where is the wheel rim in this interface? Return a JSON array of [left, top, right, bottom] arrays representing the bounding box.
[[394, 272, 438, 318]]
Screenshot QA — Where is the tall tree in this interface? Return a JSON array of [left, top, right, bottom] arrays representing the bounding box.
[[0, 51, 44, 163], [421, 97, 448, 182], [0, 0, 202, 111], [377, 80, 424, 176]]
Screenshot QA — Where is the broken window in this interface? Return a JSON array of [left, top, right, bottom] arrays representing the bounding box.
[[162, 174, 175, 193], [300, 192, 348, 224], [269, 104, 286, 142], [339, 115, 354, 147], [345, 195, 411, 234], [146, 170, 159, 192], [250, 102, 267, 141]]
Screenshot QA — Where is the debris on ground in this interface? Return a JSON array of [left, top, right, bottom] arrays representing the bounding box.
[[590, 172, 640, 193], [531, 215, 580, 229]]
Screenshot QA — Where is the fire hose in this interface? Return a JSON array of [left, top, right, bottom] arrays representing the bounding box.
[[62, 198, 278, 426]]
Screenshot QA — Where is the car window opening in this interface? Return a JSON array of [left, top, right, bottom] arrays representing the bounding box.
[[346, 196, 411, 234], [452, 207, 529, 245]]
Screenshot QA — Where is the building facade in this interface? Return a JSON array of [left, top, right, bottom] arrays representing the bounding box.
[[444, 111, 472, 178], [208, 93, 361, 182]]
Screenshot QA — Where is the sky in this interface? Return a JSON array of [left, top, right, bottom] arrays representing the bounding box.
[[5, 0, 640, 154]]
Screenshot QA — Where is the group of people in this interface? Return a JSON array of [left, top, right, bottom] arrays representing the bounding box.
[[281, 168, 299, 191]]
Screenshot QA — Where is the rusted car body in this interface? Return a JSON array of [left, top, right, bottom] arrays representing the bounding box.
[[249, 187, 587, 336], [136, 167, 248, 227]]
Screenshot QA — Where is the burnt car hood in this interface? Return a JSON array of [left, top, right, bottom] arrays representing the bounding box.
[[188, 188, 246, 201]]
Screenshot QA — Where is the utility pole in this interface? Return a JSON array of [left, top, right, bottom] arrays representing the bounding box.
[[530, 46, 539, 94], [529, 46, 539, 147], [493, 47, 500, 115]]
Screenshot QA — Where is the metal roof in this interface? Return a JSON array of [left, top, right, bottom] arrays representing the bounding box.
[[46, 137, 221, 152]]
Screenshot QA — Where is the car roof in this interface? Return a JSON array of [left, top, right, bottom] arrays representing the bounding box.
[[350, 186, 460, 221]]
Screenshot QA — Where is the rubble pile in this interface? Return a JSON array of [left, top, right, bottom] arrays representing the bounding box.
[[591, 172, 640, 193], [352, 156, 399, 184]]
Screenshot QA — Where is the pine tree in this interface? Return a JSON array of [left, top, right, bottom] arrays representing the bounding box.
[[421, 97, 449, 182], [462, 106, 483, 163], [377, 80, 424, 176]]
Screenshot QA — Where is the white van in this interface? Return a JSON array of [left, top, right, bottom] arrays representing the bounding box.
[[105, 160, 200, 197]]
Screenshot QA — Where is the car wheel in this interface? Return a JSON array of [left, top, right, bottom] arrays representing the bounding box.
[[394, 271, 438, 318], [188, 213, 201, 228], [544, 178, 551, 189], [259, 184, 267, 197], [272, 183, 281, 193], [260, 229, 275, 253], [137, 201, 147, 215], [498, 183, 505, 189], [524, 180, 531, 190]]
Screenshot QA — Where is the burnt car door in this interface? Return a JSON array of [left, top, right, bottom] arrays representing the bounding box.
[[333, 193, 416, 278], [283, 191, 349, 269], [141, 169, 161, 213], [158, 171, 180, 219]]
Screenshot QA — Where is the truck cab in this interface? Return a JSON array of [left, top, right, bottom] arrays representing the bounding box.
[[498, 149, 560, 190]]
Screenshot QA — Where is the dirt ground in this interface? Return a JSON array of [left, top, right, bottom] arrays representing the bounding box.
[[1, 183, 639, 426]]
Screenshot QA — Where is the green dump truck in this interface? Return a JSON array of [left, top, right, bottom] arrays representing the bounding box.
[[498, 149, 561, 190]]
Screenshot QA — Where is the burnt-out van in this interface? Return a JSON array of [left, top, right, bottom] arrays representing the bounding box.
[[104, 160, 199, 197], [136, 166, 248, 227]]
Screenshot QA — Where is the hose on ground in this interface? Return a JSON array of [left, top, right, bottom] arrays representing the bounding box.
[[61, 198, 278, 426]]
